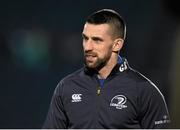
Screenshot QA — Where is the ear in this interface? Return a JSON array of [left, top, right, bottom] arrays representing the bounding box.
[[112, 38, 124, 52]]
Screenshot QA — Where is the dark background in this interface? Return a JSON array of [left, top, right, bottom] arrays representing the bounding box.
[[0, 0, 180, 128]]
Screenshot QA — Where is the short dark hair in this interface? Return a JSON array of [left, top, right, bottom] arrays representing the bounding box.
[[86, 9, 126, 39]]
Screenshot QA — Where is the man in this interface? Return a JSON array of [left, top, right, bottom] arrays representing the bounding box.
[[43, 9, 170, 128]]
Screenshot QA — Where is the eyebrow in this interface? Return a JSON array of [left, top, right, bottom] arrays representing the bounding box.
[[82, 33, 103, 41], [91, 36, 103, 41], [82, 33, 88, 39]]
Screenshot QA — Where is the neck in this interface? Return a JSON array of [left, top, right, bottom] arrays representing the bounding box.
[[97, 54, 118, 79]]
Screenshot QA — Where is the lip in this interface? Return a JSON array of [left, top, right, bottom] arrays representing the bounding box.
[[85, 55, 96, 61], [85, 54, 96, 57]]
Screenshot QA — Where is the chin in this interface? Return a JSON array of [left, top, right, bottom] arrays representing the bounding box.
[[85, 58, 105, 70], [86, 63, 97, 69]]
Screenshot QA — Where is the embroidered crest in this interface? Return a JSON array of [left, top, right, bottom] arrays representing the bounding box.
[[110, 95, 127, 109]]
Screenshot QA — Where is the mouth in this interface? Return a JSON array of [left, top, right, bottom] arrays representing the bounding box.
[[86, 55, 96, 61], [85, 53, 97, 61]]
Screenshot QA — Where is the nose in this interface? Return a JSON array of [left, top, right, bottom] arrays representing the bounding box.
[[83, 39, 93, 52]]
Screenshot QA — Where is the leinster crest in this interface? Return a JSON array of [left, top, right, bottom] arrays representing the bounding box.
[[110, 95, 127, 109]]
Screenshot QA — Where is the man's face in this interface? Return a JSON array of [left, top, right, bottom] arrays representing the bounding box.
[[82, 23, 115, 69]]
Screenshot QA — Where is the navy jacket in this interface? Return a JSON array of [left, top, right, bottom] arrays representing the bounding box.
[[43, 58, 170, 128]]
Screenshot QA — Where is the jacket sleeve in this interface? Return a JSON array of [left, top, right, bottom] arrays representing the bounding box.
[[42, 81, 68, 128], [138, 81, 170, 128]]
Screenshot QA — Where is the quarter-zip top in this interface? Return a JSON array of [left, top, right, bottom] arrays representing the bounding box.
[[43, 58, 170, 129]]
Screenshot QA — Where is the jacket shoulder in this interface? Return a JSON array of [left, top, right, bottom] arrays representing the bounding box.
[[53, 67, 84, 95], [128, 67, 165, 100], [127, 68, 163, 95], [127, 68, 157, 88], [61, 67, 84, 82], [127, 68, 151, 83]]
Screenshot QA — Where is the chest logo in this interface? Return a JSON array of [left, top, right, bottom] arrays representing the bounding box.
[[71, 94, 82, 102], [110, 95, 127, 109]]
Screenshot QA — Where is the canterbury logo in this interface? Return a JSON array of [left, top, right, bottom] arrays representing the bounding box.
[[71, 94, 82, 102]]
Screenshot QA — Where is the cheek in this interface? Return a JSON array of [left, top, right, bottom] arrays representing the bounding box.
[[82, 42, 85, 50], [82, 42, 88, 52], [98, 45, 112, 58]]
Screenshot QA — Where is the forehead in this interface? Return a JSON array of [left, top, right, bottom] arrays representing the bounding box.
[[83, 23, 112, 37]]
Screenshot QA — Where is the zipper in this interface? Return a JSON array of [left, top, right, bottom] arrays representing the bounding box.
[[95, 85, 102, 127], [97, 86, 101, 95], [94, 76, 108, 127], [95, 72, 116, 96]]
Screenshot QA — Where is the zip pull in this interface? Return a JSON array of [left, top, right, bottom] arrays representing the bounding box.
[[97, 86, 101, 95]]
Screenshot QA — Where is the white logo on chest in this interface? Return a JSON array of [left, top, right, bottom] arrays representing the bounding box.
[[110, 95, 127, 109], [71, 94, 82, 102]]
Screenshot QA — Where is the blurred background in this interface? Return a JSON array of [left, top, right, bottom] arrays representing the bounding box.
[[0, 0, 179, 128]]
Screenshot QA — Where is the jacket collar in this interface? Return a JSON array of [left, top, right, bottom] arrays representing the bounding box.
[[84, 56, 129, 77]]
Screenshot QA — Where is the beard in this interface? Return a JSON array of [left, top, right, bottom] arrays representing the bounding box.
[[84, 51, 111, 70]]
